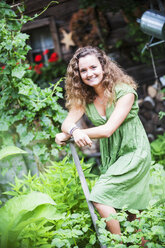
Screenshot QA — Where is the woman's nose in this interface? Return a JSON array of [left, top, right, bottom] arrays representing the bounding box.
[[87, 70, 93, 77]]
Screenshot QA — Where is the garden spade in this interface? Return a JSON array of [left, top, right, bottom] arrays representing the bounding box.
[[69, 142, 107, 248]]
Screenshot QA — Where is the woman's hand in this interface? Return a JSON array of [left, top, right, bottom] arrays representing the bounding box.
[[55, 132, 71, 145], [72, 129, 92, 147]]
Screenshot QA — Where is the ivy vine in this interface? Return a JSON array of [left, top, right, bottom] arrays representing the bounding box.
[[0, 1, 67, 171]]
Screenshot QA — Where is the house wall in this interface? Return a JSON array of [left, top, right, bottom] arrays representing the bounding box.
[[19, 0, 165, 85], [22, 0, 79, 61]]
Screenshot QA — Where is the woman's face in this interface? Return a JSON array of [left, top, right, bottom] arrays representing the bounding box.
[[78, 54, 103, 88]]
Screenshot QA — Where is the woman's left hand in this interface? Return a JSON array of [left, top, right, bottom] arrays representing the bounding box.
[[72, 129, 92, 147]]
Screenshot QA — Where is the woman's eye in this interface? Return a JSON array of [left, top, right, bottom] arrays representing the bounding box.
[[92, 66, 96, 69]]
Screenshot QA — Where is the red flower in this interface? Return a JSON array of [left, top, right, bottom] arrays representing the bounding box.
[[35, 54, 42, 62], [43, 49, 49, 55], [48, 52, 58, 62], [38, 63, 43, 68], [34, 63, 43, 74], [28, 66, 32, 70], [1, 66, 5, 69], [16, 62, 19, 65]]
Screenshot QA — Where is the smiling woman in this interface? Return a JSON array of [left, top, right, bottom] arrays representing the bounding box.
[[55, 46, 152, 239], [78, 54, 103, 88]]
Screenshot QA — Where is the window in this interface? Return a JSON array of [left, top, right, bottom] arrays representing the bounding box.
[[27, 26, 55, 64]]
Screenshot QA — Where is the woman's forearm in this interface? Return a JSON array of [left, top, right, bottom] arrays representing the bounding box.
[[61, 121, 75, 134], [83, 123, 114, 139], [61, 106, 85, 134]]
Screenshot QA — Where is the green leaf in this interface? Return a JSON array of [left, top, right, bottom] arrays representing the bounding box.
[[72, 229, 83, 236], [89, 234, 96, 245], [12, 65, 25, 79], [18, 84, 31, 95], [2, 191, 19, 196], [126, 226, 135, 233], [51, 238, 66, 247], [82, 226, 88, 232], [0, 145, 27, 160], [16, 123, 27, 136], [0, 191, 56, 248], [20, 131, 34, 146], [14, 204, 57, 232], [40, 116, 52, 126], [0, 119, 10, 131], [33, 144, 47, 156], [151, 225, 165, 235]]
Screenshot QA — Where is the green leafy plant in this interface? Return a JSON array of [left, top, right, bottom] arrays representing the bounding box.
[[151, 133, 165, 168], [95, 203, 165, 248], [150, 88, 165, 168], [0, 1, 67, 173], [1, 157, 165, 247], [149, 162, 165, 203], [26, 51, 67, 89], [51, 212, 96, 248], [4, 156, 97, 213], [126, 22, 165, 64], [0, 191, 57, 248], [0, 146, 27, 160], [1, 157, 99, 248], [159, 88, 165, 120]]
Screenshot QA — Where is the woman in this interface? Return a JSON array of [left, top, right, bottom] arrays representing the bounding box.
[[55, 46, 151, 235]]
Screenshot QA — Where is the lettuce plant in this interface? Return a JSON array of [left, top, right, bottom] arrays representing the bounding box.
[[0, 191, 57, 248]]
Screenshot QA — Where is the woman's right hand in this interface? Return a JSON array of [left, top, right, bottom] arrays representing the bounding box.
[[55, 132, 71, 145], [72, 129, 92, 147]]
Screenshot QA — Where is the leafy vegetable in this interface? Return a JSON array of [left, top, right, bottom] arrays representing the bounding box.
[[0, 191, 56, 248]]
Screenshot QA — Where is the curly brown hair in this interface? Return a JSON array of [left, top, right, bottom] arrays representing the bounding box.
[[65, 46, 137, 110]]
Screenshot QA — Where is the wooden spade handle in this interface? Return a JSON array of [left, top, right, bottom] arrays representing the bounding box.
[[69, 142, 107, 248]]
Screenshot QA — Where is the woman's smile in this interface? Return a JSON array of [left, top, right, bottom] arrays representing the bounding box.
[[78, 54, 103, 87]]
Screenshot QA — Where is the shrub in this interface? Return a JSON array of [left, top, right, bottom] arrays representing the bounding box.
[[0, 157, 164, 247]]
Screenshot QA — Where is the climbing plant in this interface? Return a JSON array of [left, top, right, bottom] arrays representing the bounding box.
[[0, 1, 67, 174]]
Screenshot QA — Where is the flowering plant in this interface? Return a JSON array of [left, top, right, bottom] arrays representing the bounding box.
[[26, 50, 67, 88]]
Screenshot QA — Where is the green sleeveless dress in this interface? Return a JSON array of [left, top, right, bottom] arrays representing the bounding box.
[[85, 83, 152, 210]]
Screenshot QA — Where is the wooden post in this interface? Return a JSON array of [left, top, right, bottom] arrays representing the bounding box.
[[49, 17, 62, 59]]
